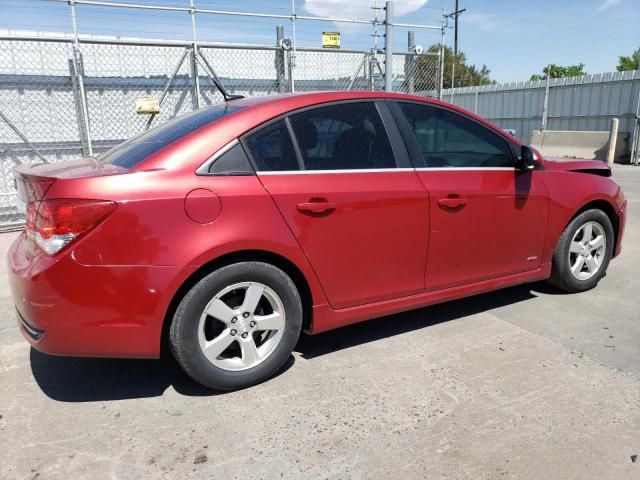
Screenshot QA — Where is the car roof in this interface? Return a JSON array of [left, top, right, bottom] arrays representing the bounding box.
[[226, 91, 516, 141], [230, 90, 439, 110]]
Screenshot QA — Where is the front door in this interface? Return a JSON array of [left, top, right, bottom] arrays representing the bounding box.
[[390, 101, 549, 291], [243, 101, 430, 309]]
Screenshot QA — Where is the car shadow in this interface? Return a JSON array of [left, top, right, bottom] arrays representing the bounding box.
[[30, 283, 547, 402], [295, 283, 539, 359], [30, 349, 297, 402]]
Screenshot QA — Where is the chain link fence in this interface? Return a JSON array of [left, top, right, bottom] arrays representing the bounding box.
[[0, 36, 440, 229], [0, 39, 79, 225], [392, 52, 440, 95]]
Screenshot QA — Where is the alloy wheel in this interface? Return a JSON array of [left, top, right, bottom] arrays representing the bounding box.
[[197, 282, 286, 371], [568, 221, 607, 281]]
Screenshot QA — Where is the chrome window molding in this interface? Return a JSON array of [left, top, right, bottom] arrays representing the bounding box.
[[256, 167, 516, 175], [415, 167, 516, 171], [257, 168, 416, 175]]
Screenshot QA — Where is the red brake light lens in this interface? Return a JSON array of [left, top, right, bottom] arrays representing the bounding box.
[[26, 199, 117, 255]]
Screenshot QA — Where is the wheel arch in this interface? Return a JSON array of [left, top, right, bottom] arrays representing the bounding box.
[[160, 249, 314, 355], [570, 198, 619, 249]]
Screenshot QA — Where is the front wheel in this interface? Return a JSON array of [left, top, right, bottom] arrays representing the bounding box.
[[169, 262, 303, 390], [548, 209, 614, 293]]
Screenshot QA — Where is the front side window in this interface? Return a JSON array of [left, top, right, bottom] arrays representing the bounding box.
[[289, 102, 396, 170], [397, 102, 514, 168]]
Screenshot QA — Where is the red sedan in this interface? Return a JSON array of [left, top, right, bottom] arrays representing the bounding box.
[[8, 92, 627, 390]]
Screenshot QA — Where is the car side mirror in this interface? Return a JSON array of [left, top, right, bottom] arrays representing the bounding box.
[[518, 145, 537, 171]]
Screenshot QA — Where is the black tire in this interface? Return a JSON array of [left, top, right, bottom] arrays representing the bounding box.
[[548, 209, 614, 293], [169, 261, 302, 390]]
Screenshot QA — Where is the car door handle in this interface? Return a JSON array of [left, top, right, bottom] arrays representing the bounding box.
[[297, 201, 336, 216], [438, 197, 467, 209]]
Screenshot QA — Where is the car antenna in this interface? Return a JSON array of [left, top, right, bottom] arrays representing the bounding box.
[[212, 75, 245, 102], [196, 47, 245, 102]]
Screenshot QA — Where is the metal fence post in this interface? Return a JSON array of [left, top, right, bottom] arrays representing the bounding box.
[[68, 55, 89, 157], [189, 47, 200, 109], [368, 52, 375, 91], [289, 0, 297, 92], [69, 0, 93, 156], [406, 31, 415, 94], [384, 1, 393, 92], [189, 0, 201, 109], [287, 50, 294, 93], [275, 26, 287, 93], [438, 10, 445, 100], [631, 89, 640, 166]]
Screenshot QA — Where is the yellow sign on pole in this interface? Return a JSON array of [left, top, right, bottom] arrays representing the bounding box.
[[322, 32, 341, 49]]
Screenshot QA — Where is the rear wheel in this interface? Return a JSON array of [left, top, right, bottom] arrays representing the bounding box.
[[548, 209, 614, 293], [169, 262, 302, 390]]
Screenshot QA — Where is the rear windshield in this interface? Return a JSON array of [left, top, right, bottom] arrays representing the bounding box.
[[99, 104, 244, 168]]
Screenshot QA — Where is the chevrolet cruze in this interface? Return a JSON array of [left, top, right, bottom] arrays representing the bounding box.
[[8, 92, 627, 390]]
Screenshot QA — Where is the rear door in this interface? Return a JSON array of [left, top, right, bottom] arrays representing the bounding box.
[[389, 101, 549, 291], [243, 101, 429, 309]]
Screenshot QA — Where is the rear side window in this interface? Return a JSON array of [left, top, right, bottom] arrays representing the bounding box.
[[289, 102, 396, 170], [99, 104, 243, 168], [244, 119, 300, 172], [397, 102, 514, 168], [207, 143, 254, 176]]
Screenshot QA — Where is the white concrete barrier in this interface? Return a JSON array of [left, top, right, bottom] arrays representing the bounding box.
[[530, 129, 630, 162]]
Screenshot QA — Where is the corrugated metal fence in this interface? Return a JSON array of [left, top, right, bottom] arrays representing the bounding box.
[[437, 70, 640, 147]]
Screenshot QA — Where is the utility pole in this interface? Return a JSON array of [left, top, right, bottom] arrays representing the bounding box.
[[454, 0, 460, 56], [445, 2, 465, 89], [447, 0, 466, 56], [454, 0, 458, 56]]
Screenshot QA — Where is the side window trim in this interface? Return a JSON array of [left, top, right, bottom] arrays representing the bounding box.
[[375, 101, 410, 169], [284, 116, 306, 171], [387, 100, 517, 169]]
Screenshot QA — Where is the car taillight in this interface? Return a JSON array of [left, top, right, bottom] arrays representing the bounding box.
[[26, 199, 117, 255]]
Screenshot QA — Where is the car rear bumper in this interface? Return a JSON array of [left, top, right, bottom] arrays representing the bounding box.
[[8, 232, 193, 358]]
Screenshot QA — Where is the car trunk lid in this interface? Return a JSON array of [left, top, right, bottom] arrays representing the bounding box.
[[14, 158, 125, 206]]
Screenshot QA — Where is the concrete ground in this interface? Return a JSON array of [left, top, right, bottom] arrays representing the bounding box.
[[1, 166, 639, 480]]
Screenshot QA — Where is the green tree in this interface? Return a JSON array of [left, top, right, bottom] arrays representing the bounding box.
[[616, 47, 640, 71], [413, 44, 494, 91], [530, 63, 586, 81]]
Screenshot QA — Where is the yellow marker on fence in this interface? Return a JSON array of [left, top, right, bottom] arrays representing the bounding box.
[[135, 96, 160, 115]]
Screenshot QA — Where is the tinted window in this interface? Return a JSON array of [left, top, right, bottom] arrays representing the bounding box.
[[244, 119, 299, 172], [208, 143, 254, 175], [398, 102, 514, 168], [100, 104, 243, 168], [289, 102, 396, 170]]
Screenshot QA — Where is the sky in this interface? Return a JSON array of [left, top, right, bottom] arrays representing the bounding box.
[[0, 0, 638, 83]]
